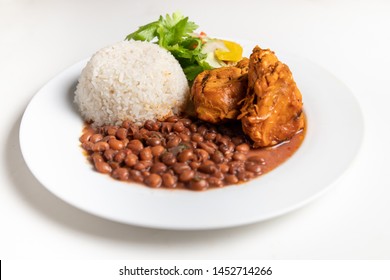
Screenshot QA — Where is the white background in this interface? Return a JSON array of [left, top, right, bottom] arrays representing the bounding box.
[[1, 0, 389, 259]]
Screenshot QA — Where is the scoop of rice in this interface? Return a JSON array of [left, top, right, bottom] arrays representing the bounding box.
[[74, 40, 189, 126]]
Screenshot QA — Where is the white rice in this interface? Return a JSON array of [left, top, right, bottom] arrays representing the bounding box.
[[74, 40, 189, 126]]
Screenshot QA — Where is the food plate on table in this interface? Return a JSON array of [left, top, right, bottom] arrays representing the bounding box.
[[19, 14, 363, 230]]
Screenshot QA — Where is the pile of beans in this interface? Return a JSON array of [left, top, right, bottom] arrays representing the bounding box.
[[79, 116, 265, 191]]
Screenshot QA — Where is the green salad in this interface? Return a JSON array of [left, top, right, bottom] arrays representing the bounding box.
[[126, 12, 243, 81]]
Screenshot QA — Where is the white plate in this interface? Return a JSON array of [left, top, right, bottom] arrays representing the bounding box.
[[19, 44, 364, 230]]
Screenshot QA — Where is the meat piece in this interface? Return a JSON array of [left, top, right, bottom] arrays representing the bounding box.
[[239, 46, 304, 147], [191, 58, 249, 124]]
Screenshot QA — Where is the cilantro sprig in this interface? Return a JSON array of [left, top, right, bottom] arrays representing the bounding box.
[[125, 12, 212, 81]]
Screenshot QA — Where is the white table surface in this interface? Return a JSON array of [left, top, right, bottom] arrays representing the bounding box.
[[1, 0, 389, 259]]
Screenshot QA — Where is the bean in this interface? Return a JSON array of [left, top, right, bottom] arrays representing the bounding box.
[[179, 133, 190, 142], [217, 136, 229, 146], [90, 133, 103, 143], [151, 145, 165, 157], [144, 174, 162, 188], [161, 152, 176, 166], [220, 142, 235, 154], [121, 120, 132, 129], [91, 153, 103, 164], [228, 142, 236, 151], [173, 122, 185, 132], [232, 136, 245, 146], [116, 128, 128, 140], [215, 170, 225, 179], [132, 132, 142, 140], [177, 149, 195, 162], [92, 141, 109, 152], [81, 141, 94, 151], [198, 163, 216, 174], [124, 154, 138, 167], [197, 125, 208, 136], [211, 151, 224, 163], [179, 170, 195, 182], [127, 139, 144, 154], [161, 122, 174, 133], [123, 148, 132, 156], [189, 123, 197, 133], [247, 155, 266, 165], [151, 123, 160, 131], [204, 132, 216, 141], [106, 126, 118, 136], [95, 161, 112, 174], [127, 123, 139, 136], [166, 136, 181, 148], [139, 147, 153, 161], [189, 179, 209, 191], [237, 171, 255, 181], [129, 170, 143, 183], [189, 161, 201, 170], [218, 163, 230, 173], [133, 161, 148, 171], [208, 141, 218, 149], [236, 170, 246, 181], [141, 171, 151, 177], [245, 162, 262, 174], [235, 143, 250, 153], [166, 115, 179, 122], [104, 149, 117, 161], [189, 141, 198, 149], [246, 171, 255, 180], [79, 131, 94, 143], [172, 162, 191, 174], [233, 152, 247, 161], [195, 149, 209, 162], [198, 142, 216, 154], [191, 133, 204, 143], [207, 177, 223, 187], [228, 161, 244, 175], [102, 135, 115, 142], [139, 128, 149, 138], [180, 118, 192, 127], [114, 150, 126, 163], [195, 172, 208, 180], [150, 162, 167, 174], [109, 161, 120, 170], [162, 173, 177, 188], [112, 168, 129, 181], [150, 132, 164, 139], [146, 137, 161, 146], [203, 160, 215, 166], [151, 122, 161, 131], [155, 121, 162, 128], [108, 138, 124, 150], [141, 160, 153, 169], [224, 153, 233, 161], [224, 174, 239, 184], [182, 128, 191, 136], [144, 120, 155, 130]]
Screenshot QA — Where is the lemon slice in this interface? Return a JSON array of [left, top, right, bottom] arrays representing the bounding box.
[[215, 40, 243, 62]]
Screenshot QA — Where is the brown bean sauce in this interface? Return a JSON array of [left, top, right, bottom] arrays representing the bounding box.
[[79, 115, 305, 191]]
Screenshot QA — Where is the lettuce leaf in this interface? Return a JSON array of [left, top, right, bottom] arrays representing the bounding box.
[[125, 12, 211, 81]]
